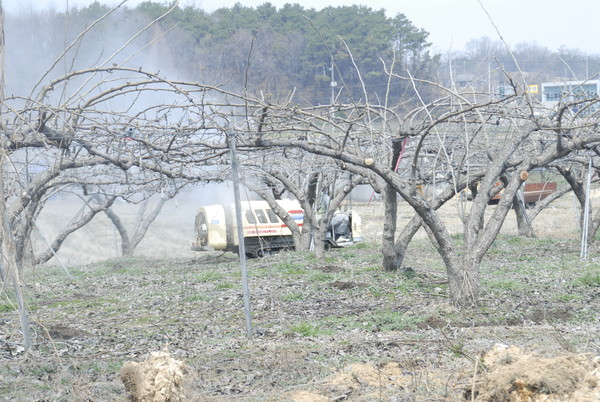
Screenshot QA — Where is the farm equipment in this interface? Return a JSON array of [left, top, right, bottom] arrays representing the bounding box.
[[488, 181, 557, 208], [191, 200, 363, 257]]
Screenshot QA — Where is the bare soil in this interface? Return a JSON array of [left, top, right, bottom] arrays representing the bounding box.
[[1, 194, 600, 400]]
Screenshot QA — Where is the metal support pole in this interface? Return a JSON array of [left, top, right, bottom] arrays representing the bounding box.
[[581, 158, 592, 261], [228, 132, 253, 337]]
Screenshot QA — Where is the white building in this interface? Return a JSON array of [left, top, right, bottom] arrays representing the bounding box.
[[541, 79, 600, 113]]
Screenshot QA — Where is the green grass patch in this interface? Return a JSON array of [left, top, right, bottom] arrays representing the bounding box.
[[273, 260, 307, 276], [449, 343, 465, 357], [184, 294, 210, 302], [250, 267, 273, 278], [505, 235, 524, 245], [130, 316, 152, 325], [286, 321, 331, 337], [553, 293, 581, 302], [215, 282, 235, 290], [308, 271, 333, 283], [362, 265, 380, 272], [321, 309, 425, 332], [515, 254, 539, 262], [195, 271, 225, 283], [281, 292, 305, 302], [486, 279, 526, 291], [392, 278, 421, 294], [21, 363, 57, 378], [569, 309, 596, 323], [350, 242, 369, 250], [47, 296, 111, 310], [575, 271, 600, 287], [83, 359, 124, 375], [0, 302, 15, 313], [365, 285, 384, 298], [369, 309, 423, 331]]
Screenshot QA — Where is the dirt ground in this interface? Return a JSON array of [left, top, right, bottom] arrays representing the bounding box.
[[1, 189, 599, 400]]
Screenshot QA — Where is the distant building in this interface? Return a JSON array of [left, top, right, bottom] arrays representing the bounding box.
[[495, 85, 516, 98], [541, 80, 600, 114]]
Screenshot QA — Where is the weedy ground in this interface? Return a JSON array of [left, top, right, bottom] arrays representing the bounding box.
[[1, 232, 599, 400]]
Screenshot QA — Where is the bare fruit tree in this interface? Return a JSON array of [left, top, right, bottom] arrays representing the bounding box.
[[104, 186, 185, 257], [0, 3, 275, 347], [243, 146, 363, 257], [230, 70, 600, 306]]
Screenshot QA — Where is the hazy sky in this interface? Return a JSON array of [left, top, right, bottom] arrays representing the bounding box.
[[6, 0, 600, 55]]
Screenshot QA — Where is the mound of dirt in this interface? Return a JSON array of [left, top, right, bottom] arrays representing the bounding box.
[[120, 350, 186, 402], [469, 344, 600, 401], [287, 362, 418, 400], [287, 345, 600, 401], [44, 324, 90, 340]]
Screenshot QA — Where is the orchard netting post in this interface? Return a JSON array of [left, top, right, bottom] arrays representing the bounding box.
[[581, 157, 592, 261], [0, 0, 32, 351], [228, 131, 253, 338]]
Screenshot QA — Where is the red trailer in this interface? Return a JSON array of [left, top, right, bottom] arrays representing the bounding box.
[[489, 182, 557, 207]]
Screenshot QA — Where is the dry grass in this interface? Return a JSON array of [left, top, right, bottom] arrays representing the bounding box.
[[0, 192, 599, 400]]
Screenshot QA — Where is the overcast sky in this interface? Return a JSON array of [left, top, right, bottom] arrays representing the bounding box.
[[6, 0, 600, 55]]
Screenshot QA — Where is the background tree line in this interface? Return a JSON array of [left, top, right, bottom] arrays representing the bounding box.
[[8, 2, 600, 111], [443, 37, 600, 91], [6, 1, 437, 107]]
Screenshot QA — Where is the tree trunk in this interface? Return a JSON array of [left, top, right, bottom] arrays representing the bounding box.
[[129, 196, 168, 254], [393, 215, 424, 269], [105, 196, 167, 257], [382, 184, 398, 271], [416, 202, 481, 307], [499, 176, 534, 237], [590, 210, 600, 243], [252, 186, 306, 250], [34, 196, 116, 264], [306, 172, 319, 208], [557, 166, 592, 244], [298, 228, 312, 251], [313, 220, 326, 258], [105, 208, 132, 255], [446, 254, 480, 307], [0, 161, 32, 351], [513, 191, 535, 237]]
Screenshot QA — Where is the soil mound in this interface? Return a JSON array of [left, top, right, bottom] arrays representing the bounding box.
[[288, 361, 417, 400], [120, 350, 186, 402], [288, 345, 600, 401], [469, 344, 600, 401]]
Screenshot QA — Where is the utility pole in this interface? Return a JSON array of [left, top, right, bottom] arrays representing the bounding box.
[[488, 59, 491, 95], [330, 57, 337, 105]]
